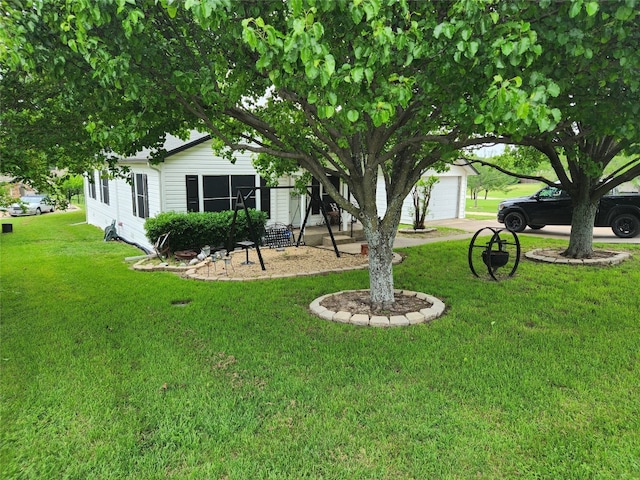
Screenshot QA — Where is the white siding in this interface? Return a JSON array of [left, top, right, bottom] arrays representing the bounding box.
[[268, 176, 300, 226], [162, 142, 260, 213], [114, 165, 160, 250], [84, 170, 116, 235], [85, 166, 160, 251]]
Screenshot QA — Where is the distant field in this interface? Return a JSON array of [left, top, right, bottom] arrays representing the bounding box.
[[466, 182, 544, 215]]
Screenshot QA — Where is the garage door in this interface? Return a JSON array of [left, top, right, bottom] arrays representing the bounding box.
[[400, 176, 461, 224]]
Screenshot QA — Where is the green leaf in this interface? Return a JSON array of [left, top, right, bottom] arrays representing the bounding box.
[[317, 104, 335, 119], [569, 1, 582, 18], [291, 0, 303, 16], [350, 5, 364, 24], [547, 82, 560, 97], [614, 5, 633, 20], [468, 41, 479, 57], [305, 63, 319, 79], [585, 1, 599, 16], [501, 42, 514, 57], [351, 67, 364, 83], [497, 87, 507, 106], [324, 54, 335, 77], [293, 18, 305, 35], [474, 114, 485, 124], [537, 116, 551, 132], [490, 12, 499, 24], [516, 102, 530, 119], [319, 69, 330, 87], [242, 28, 258, 49], [433, 23, 444, 38], [364, 68, 374, 84], [347, 110, 359, 122]]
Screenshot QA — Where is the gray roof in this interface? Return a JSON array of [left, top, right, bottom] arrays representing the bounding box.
[[125, 131, 211, 162]]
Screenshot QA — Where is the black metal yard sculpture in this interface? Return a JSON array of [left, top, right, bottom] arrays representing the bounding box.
[[468, 227, 521, 281]]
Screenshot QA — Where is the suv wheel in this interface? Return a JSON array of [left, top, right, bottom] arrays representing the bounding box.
[[504, 212, 526, 232], [611, 214, 639, 238]]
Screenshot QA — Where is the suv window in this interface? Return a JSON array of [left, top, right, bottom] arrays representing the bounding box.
[[537, 186, 565, 199]]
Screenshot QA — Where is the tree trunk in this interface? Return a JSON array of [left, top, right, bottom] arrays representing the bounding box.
[[563, 200, 598, 258], [362, 220, 396, 313]]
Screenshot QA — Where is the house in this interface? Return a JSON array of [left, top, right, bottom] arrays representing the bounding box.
[[84, 132, 475, 251]]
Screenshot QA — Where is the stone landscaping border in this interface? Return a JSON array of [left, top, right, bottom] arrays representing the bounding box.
[[309, 289, 446, 327], [132, 252, 403, 281], [525, 248, 631, 265]]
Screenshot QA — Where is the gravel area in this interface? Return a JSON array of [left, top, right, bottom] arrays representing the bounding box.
[[193, 245, 370, 279]]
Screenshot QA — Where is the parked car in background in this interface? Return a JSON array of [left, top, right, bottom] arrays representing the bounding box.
[[497, 185, 640, 238], [9, 195, 55, 216]]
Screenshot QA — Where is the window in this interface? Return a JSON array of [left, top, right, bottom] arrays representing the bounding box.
[[202, 175, 256, 212], [131, 173, 149, 219], [231, 175, 256, 210], [87, 172, 96, 200], [99, 171, 109, 205], [188, 175, 271, 216]]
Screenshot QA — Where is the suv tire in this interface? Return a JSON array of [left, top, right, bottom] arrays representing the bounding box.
[[504, 211, 526, 232]]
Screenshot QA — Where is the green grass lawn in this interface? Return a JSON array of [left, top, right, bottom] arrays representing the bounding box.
[[2, 211, 639, 479]]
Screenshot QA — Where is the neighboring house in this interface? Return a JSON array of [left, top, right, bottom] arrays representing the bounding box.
[[0, 176, 35, 198], [85, 132, 476, 251]]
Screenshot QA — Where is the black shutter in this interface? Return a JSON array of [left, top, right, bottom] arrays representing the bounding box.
[[186, 175, 199, 212]]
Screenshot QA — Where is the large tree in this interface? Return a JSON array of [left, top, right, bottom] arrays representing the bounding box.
[[469, 1, 639, 257], [3, 0, 580, 308]]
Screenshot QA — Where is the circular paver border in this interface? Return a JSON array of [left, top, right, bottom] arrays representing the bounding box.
[[525, 248, 631, 265], [309, 289, 445, 327]]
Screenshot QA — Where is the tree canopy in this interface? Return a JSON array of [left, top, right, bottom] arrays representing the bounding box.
[[2, 0, 638, 302], [464, 0, 639, 257]]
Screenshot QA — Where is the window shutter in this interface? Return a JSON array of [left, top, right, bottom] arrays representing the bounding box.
[[186, 175, 199, 212]]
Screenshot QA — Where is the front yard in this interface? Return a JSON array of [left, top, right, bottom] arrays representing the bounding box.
[[1, 210, 639, 479]]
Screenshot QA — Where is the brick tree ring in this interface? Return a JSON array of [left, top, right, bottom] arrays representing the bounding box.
[[309, 289, 446, 327], [525, 248, 631, 265]]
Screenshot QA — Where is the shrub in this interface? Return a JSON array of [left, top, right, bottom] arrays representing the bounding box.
[[144, 210, 268, 253]]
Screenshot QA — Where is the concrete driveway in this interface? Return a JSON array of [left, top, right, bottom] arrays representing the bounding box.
[[418, 217, 640, 245]]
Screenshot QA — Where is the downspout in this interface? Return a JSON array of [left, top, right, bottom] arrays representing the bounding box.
[[457, 176, 463, 219], [149, 163, 164, 213]]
